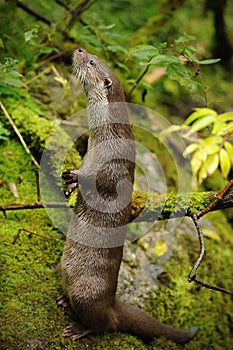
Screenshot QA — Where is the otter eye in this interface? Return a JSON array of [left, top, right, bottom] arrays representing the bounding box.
[[89, 60, 95, 66], [78, 48, 84, 52]]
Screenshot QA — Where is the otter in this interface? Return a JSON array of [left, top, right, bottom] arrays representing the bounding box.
[[60, 48, 199, 344]]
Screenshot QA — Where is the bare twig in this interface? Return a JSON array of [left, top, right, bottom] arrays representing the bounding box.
[[1, 189, 233, 218], [192, 278, 233, 296], [197, 179, 233, 218], [12, 228, 59, 244], [55, 0, 70, 11], [0, 101, 40, 169], [67, 0, 93, 31], [0, 202, 68, 212], [188, 214, 205, 282], [35, 169, 41, 202], [39, 48, 74, 66], [16, 1, 52, 26], [188, 182, 233, 296], [128, 65, 150, 98]]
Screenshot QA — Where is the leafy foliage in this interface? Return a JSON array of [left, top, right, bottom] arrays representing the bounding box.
[[0, 120, 10, 141], [128, 33, 220, 92], [0, 57, 27, 97], [162, 108, 233, 184]]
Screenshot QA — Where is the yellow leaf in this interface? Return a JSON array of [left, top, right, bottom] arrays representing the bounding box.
[[219, 148, 231, 179], [184, 108, 217, 126], [198, 153, 219, 183], [154, 240, 168, 257], [212, 121, 226, 134], [191, 150, 206, 177], [183, 143, 199, 157], [217, 112, 233, 122], [224, 141, 233, 162]]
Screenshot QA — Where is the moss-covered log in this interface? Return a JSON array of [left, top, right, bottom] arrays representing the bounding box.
[[130, 188, 233, 221], [1, 187, 232, 221]]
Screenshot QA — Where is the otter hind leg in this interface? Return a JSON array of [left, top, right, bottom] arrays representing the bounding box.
[[62, 322, 92, 340]]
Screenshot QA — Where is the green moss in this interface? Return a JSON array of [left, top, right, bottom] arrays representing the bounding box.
[[131, 191, 217, 222], [1, 140, 232, 349], [144, 216, 233, 350]]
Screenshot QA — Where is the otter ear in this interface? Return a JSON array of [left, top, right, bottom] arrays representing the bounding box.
[[104, 78, 112, 89]]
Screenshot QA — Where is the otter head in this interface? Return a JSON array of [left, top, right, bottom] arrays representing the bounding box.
[[73, 48, 125, 103]]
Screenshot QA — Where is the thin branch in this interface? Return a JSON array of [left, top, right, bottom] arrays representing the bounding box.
[[12, 228, 59, 244], [0, 101, 40, 169], [39, 47, 74, 67], [67, 0, 93, 31], [188, 185, 233, 296], [54, 0, 70, 11], [192, 278, 233, 296], [188, 214, 205, 282], [35, 169, 41, 202], [0, 202, 68, 212], [1, 188, 233, 219], [197, 179, 233, 218], [16, 1, 52, 26], [128, 65, 150, 98]]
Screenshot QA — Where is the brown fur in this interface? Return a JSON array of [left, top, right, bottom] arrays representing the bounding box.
[[60, 48, 199, 343]]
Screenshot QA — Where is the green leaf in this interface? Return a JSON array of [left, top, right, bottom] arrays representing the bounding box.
[[184, 108, 217, 126], [2, 71, 27, 88], [166, 62, 191, 88], [187, 115, 215, 135], [219, 148, 231, 179], [224, 141, 233, 162], [24, 29, 35, 42], [183, 49, 199, 63], [150, 55, 180, 65], [107, 45, 128, 54], [129, 45, 159, 61], [199, 58, 221, 65], [174, 33, 196, 46]]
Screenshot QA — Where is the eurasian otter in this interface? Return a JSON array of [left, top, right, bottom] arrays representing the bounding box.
[[60, 48, 199, 344]]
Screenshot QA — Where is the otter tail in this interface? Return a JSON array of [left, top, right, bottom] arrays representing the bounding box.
[[114, 299, 199, 344]]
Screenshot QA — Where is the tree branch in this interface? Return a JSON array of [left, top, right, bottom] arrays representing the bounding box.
[[16, 1, 52, 26], [1, 188, 233, 220]]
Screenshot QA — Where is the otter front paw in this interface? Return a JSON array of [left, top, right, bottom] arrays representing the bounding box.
[[62, 169, 79, 184], [62, 169, 79, 196]]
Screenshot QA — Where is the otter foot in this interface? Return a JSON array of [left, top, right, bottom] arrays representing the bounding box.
[[56, 294, 70, 310], [62, 322, 92, 340]]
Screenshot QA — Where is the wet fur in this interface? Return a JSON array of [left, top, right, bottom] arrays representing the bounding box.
[[60, 48, 199, 343]]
